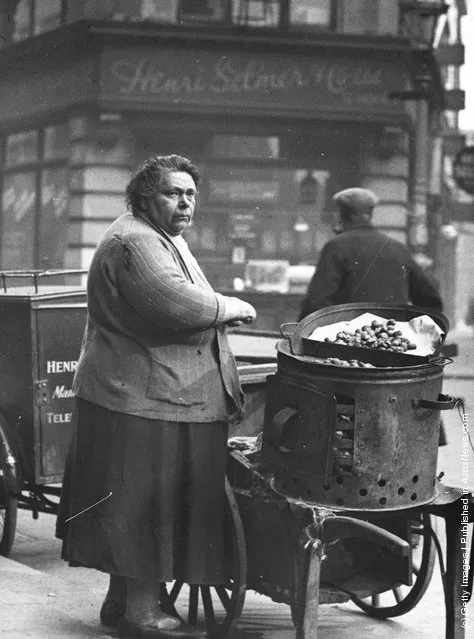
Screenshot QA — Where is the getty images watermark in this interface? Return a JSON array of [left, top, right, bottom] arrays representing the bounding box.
[[460, 409, 471, 630]]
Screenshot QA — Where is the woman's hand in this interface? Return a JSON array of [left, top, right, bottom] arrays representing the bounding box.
[[222, 298, 257, 326]]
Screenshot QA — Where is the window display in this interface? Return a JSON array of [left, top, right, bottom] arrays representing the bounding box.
[[290, 0, 332, 28], [1, 172, 36, 269], [34, 0, 62, 34], [5, 131, 38, 167], [39, 167, 69, 268]]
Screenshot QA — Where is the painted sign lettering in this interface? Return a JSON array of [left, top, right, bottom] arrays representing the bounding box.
[[110, 58, 386, 98], [46, 360, 78, 374], [101, 48, 408, 115], [52, 385, 74, 399], [46, 412, 73, 424]]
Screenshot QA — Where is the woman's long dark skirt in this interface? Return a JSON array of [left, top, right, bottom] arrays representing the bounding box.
[[56, 398, 229, 584]]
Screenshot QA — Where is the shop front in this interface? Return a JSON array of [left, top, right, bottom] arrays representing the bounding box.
[[0, 27, 414, 307]]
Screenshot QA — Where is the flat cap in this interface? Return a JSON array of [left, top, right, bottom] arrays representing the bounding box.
[[332, 188, 379, 211]]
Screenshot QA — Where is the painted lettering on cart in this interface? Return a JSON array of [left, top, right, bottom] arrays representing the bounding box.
[[46, 360, 78, 374], [52, 385, 74, 399], [46, 412, 72, 424]]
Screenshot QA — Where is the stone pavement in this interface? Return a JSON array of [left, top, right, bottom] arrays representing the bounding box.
[[1, 521, 472, 639]]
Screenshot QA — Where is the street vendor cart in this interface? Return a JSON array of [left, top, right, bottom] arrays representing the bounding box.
[[159, 303, 474, 639], [0, 274, 472, 639]]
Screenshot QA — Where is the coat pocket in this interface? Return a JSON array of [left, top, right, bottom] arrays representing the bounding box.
[[146, 358, 206, 406]]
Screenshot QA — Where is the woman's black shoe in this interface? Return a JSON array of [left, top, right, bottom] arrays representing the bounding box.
[[100, 599, 126, 627]]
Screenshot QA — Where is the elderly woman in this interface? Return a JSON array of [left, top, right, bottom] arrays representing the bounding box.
[[56, 154, 256, 639]]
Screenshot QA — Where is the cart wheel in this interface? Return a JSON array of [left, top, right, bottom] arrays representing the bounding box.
[[160, 478, 247, 639], [350, 512, 436, 618], [0, 418, 18, 556]]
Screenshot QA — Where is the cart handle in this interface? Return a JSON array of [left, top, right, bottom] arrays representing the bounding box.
[[265, 406, 299, 450], [0, 269, 88, 293], [413, 394, 458, 411], [279, 323, 301, 355], [280, 323, 298, 339]]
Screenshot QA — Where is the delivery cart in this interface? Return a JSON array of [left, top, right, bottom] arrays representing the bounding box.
[[0, 269, 89, 555]]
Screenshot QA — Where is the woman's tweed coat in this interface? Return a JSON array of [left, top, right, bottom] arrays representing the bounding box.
[[73, 212, 243, 422]]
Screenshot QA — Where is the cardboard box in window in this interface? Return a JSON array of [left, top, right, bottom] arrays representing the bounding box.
[[244, 260, 290, 293]]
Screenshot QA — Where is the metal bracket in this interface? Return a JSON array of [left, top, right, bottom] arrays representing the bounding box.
[[34, 380, 50, 406]]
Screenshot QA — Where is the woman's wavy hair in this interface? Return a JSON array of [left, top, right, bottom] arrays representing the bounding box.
[[125, 154, 201, 214]]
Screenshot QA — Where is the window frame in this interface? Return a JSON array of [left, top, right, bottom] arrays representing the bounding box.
[[177, 0, 336, 31], [0, 122, 70, 269], [11, 0, 67, 41]]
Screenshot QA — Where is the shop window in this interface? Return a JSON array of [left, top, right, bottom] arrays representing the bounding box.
[[261, 228, 277, 255], [181, 0, 227, 22], [142, 0, 178, 22], [44, 124, 69, 160], [12, 0, 65, 40], [34, 0, 62, 35], [5, 131, 38, 167], [211, 135, 280, 159], [105, 0, 178, 22], [39, 167, 69, 268], [13, 0, 31, 41], [290, 0, 332, 29], [200, 225, 217, 251], [1, 172, 36, 268], [279, 228, 294, 253], [1, 125, 70, 270], [108, 0, 140, 21], [208, 167, 280, 203], [233, 0, 280, 27]]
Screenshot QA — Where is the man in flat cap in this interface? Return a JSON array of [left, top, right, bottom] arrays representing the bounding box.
[[298, 187, 443, 320]]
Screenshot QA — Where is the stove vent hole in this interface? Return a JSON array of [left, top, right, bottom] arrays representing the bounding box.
[[333, 395, 355, 472]]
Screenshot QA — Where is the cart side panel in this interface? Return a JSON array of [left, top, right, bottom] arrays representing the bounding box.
[[34, 302, 87, 484], [0, 299, 35, 480]]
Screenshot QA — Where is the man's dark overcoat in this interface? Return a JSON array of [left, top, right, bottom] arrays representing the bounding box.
[[299, 224, 443, 320]]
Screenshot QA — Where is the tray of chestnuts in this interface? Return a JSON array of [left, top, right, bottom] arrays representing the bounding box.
[[301, 317, 436, 368]]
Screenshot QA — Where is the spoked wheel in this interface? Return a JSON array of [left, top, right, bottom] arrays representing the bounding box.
[[160, 479, 247, 639], [0, 415, 18, 557], [350, 512, 436, 618]]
